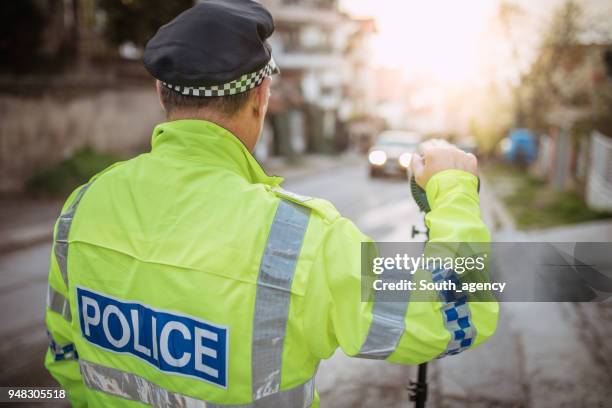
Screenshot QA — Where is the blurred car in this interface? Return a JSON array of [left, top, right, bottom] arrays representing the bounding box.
[[368, 130, 422, 178]]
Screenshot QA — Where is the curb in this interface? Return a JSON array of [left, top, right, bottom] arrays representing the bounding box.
[[479, 176, 516, 233]]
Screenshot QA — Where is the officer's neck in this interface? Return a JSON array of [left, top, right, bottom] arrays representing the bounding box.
[[168, 108, 259, 152]]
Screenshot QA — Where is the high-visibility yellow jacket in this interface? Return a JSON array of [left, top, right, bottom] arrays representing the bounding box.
[[44, 119, 498, 407]]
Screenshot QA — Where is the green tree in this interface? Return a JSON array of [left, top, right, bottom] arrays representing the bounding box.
[[99, 0, 193, 47], [520, 0, 585, 132]]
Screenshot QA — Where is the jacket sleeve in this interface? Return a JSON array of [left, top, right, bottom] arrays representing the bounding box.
[[420, 169, 498, 353], [303, 169, 498, 365], [44, 186, 88, 407]]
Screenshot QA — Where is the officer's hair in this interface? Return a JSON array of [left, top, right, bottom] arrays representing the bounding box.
[[159, 85, 255, 117]]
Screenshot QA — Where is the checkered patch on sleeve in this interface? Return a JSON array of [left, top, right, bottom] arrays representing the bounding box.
[[431, 268, 477, 358], [162, 58, 279, 97]]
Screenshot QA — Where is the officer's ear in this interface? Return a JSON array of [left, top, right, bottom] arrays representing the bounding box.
[[155, 80, 167, 113], [252, 77, 271, 118]]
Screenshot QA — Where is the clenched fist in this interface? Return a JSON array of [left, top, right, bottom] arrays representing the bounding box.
[[410, 139, 478, 189]]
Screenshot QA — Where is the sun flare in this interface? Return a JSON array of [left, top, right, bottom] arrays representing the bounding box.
[[343, 0, 497, 84]]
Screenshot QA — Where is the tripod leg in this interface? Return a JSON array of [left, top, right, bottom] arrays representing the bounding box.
[[409, 363, 428, 408]]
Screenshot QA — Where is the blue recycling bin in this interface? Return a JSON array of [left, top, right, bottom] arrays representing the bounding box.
[[505, 128, 537, 164]]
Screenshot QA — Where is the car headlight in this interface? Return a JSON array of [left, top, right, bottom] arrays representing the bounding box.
[[398, 152, 412, 168], [368, 150, 387, 166]]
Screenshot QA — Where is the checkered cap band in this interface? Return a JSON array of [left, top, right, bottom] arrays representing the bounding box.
[[162, 58, 279, 97]]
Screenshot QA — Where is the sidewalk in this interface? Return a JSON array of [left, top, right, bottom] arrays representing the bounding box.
[[0, 152, 360, 254], [524, 218, 612, 241]]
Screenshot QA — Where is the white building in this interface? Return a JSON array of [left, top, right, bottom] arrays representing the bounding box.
[[257, 0, 375, 159]]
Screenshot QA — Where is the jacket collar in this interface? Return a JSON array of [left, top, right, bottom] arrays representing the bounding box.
[[150, 119, 282, 186]]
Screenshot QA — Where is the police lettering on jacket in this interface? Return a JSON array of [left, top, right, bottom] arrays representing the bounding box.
[[77, 287, 228, 387]]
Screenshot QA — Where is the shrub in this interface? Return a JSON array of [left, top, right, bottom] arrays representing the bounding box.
[[26, 148, 121, 197]]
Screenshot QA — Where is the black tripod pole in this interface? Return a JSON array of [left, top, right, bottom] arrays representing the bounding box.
[[408, 363, 428, 408]]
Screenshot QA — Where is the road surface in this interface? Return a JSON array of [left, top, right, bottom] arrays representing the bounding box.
[[1, 159, 610, 407]]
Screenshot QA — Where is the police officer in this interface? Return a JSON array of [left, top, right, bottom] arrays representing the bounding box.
[[44, 1, 498, 406]]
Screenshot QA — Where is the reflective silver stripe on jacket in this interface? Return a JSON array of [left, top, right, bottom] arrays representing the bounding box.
[[46, 285, 71, 321], [80, 359, 314, 408], [356, 268, 409, 359], [54, 183, 92, 287], [252, 199, 311, 400], [47, 182, 92, 323]]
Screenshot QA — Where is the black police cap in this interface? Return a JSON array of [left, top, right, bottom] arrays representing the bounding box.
[[143, 0, 279, 97]]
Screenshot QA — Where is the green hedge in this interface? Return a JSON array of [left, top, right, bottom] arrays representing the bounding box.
[[26, 148, 121, 197]]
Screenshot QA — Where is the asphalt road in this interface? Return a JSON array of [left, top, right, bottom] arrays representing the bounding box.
[[1, 159, 610, 407], [0, 243, 54, 387]]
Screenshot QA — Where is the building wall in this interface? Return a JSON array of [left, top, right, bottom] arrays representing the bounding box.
[[0, 88, 164, 193], [261, 0, 368, 154], [586, 131, 612, 211]]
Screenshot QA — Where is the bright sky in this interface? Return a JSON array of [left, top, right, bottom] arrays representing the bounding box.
[[341, 0, 497, 83], [338, 0, 602, 85], [338, 0, 611, 132]]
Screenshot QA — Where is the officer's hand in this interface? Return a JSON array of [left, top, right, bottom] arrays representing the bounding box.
[[411, 139, 478, 189]]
